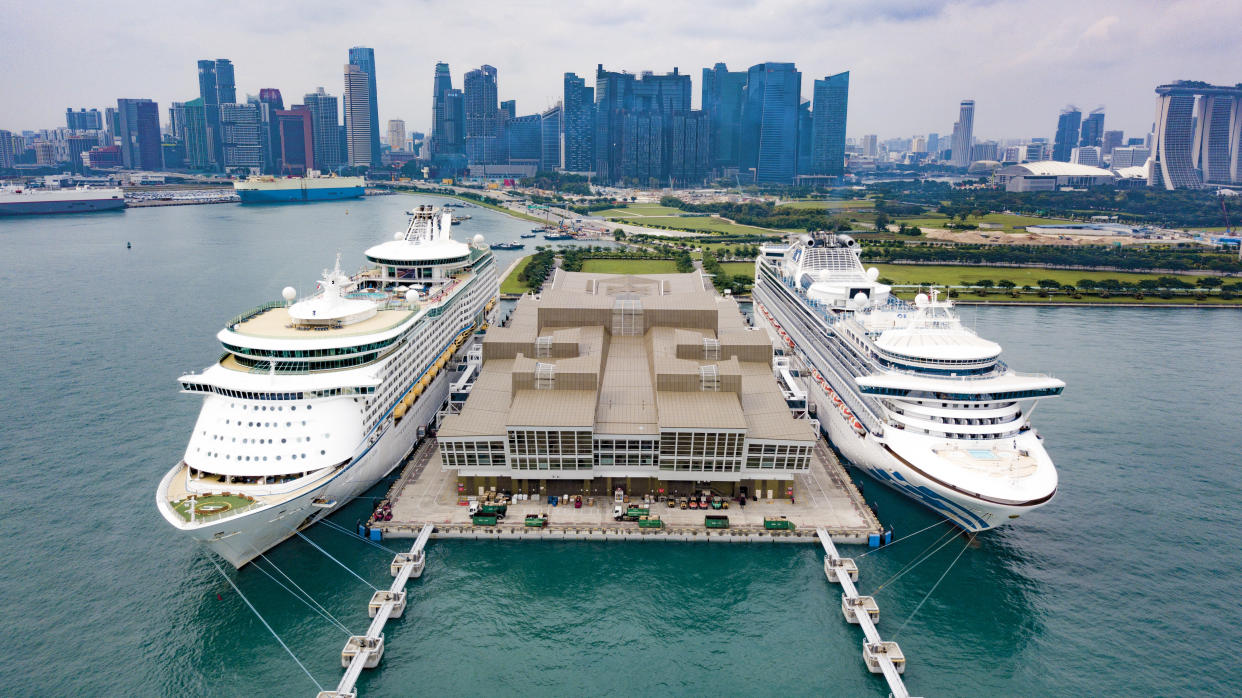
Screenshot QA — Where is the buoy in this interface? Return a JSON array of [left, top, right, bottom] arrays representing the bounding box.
[[126, 241, 131, 249]]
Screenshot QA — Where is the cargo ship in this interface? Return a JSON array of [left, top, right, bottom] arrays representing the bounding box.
[[233, 174, 365, 204], [0, 186, 125, 216]]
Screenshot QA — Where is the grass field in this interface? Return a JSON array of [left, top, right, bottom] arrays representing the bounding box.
[[595, 204, 687, 217], [579, 258, 679, 274], [867, 263, 1214, 287], [500, 255, 534, 294], [611, 216, 787, 236], [778, 199, 875, 210], [894, 212, 1076, 232], [718, 262, 756, 278]]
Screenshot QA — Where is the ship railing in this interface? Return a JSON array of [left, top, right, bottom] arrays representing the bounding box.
[[225, 301, 285, 330]]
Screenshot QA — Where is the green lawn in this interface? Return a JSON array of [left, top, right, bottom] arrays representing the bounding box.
[[500, 255, 535, 294], [611, 216, 788, 236], [172, 494, 255, 521], [595, 203, 688, 217], [778, 199, 875, 210], [580, 259, 679, 274], [868, 263, 1215, 288], [718, 262, 756, 278], [895, 212, 1076, 232]]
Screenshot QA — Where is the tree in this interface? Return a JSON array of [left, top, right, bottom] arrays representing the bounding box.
[[1197, 276, 1223, 288], [1037, 279, 1062, 289], [977, 279, 995, 289], [1077, 279, 1099, 291], [874, 212, 891, 231], [997, 279, 1016, 290]]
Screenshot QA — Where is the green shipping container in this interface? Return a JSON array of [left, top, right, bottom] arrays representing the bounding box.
[[763, 517, 795, 531], [705, 515, 730, 529], [472, 514, 498, 525]]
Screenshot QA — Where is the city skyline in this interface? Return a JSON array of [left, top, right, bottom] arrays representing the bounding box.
[[3, 1, 1239, 141]]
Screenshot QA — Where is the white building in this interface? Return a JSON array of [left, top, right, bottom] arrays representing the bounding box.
[[1111, 146, 1151, 168], [1069, 146, 1102, 167], [992, 161, 1115, 192]]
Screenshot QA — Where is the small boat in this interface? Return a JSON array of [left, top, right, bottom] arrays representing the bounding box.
[[543, 233, 573, 241], [520, 233, 538, 238], [529, 227, 543, 233], [491, 241, 525, 250]]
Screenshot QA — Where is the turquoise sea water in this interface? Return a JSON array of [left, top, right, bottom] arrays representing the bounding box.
[[1, 194, 1239, 696]]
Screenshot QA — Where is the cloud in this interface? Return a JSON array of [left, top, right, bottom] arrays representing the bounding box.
[[0, 0, 1239, 141]]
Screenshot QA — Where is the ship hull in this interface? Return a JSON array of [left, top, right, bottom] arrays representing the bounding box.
[[236, 185, 364, 204], [158, 369, 450, 567], [0, 198, 125, 216]]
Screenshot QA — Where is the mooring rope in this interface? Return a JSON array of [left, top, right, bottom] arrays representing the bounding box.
[[205, 553, 323, 692], [872, 526, 963, 595], [295, 531, 381, 592], [856, 519, 950, 559], [894, 533, 975, 641], [318, 518, 402, 556], [249, 555, 354, 636]]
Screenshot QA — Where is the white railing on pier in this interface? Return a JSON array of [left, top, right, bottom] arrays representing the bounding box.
[[317, 523, 433, 698], [817, 528, 914, 698]]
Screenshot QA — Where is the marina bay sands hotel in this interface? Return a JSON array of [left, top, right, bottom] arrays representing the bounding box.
[[1150, 81, 1242, 190]]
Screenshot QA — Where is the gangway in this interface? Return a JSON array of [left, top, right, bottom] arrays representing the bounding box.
[[317, 523, 434, 698], [817, 528, 915, 698]]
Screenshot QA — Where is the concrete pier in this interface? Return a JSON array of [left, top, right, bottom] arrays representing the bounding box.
[[817, 528, 914, 698], [377, 437, 881, 544], [316, 523, 433, 698]]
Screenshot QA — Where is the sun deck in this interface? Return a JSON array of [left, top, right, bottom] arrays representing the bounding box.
[[230, 306, 416, 339], [162, 462, 332, 525]]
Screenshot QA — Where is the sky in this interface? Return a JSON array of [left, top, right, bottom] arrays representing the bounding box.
[[2, 0, 1240, 142]]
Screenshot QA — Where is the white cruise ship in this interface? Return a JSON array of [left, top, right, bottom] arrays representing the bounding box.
[[157, 206, 499, 567], [753, 232, 1063, 531]]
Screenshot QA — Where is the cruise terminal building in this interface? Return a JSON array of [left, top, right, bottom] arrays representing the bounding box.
[[437, 271, 815, 500]]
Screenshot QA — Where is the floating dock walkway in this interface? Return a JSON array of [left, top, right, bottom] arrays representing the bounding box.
[[317, 523, 433, 698], [817, 527, 916, 698]]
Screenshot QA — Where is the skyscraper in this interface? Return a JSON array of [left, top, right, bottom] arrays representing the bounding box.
[[1194, 91, 1238, 185], [183, 99, 210, 169], [540, 104, 562, 173], [594, 65, 636, 182], [1079, 108, 1105, 148], [431, 62, 455, 156], [505, 114, 542, 165], [219, 102, 263, 171], [811, 71, 849, 177], [275, 106, 314, 175], [116, 98, 162, 169], [949, 100, 975, 168], [464, 65, 502, 165], [796, 99, 813, 175], [926, 132, 939, 155], [347, 47, 381, 168], [257, 89, 284, 174], [1052, 106, 1081, 162], [701, 63, 747, 169], [197, 58, 234, 168], [1102, 129, 1124, 155], [304, 88, 342, 171], [740, 62, 801, 184], [500, 100, 516, 121], [343, 65, 372, 168], [1150, 83, 1206, 189], [669, 110, 711, 186], [65, 108, 103, 131], [387, 119, 406, 151], [168, 103, 188, 142], [562, 72, 594, 173]]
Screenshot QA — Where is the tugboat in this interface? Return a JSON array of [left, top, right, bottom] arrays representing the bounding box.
[[520, 232, 538, 238], [492, 241, 525, 250]]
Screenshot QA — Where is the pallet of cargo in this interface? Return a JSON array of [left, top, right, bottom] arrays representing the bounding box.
[[525, 513, 549, 528], [472, 513, 498, 525], [638, 515, 663, 529]]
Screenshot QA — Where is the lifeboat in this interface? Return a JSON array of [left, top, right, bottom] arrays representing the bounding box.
[[402, 392, 414, 408], [842, 407, 853, 419], [851, 419, 866, 435], [394, 403, 407, 420], [417, 375, 430, 390]]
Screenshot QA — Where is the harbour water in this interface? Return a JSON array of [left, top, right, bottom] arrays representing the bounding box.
[[1, 194, 1239, 696]]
